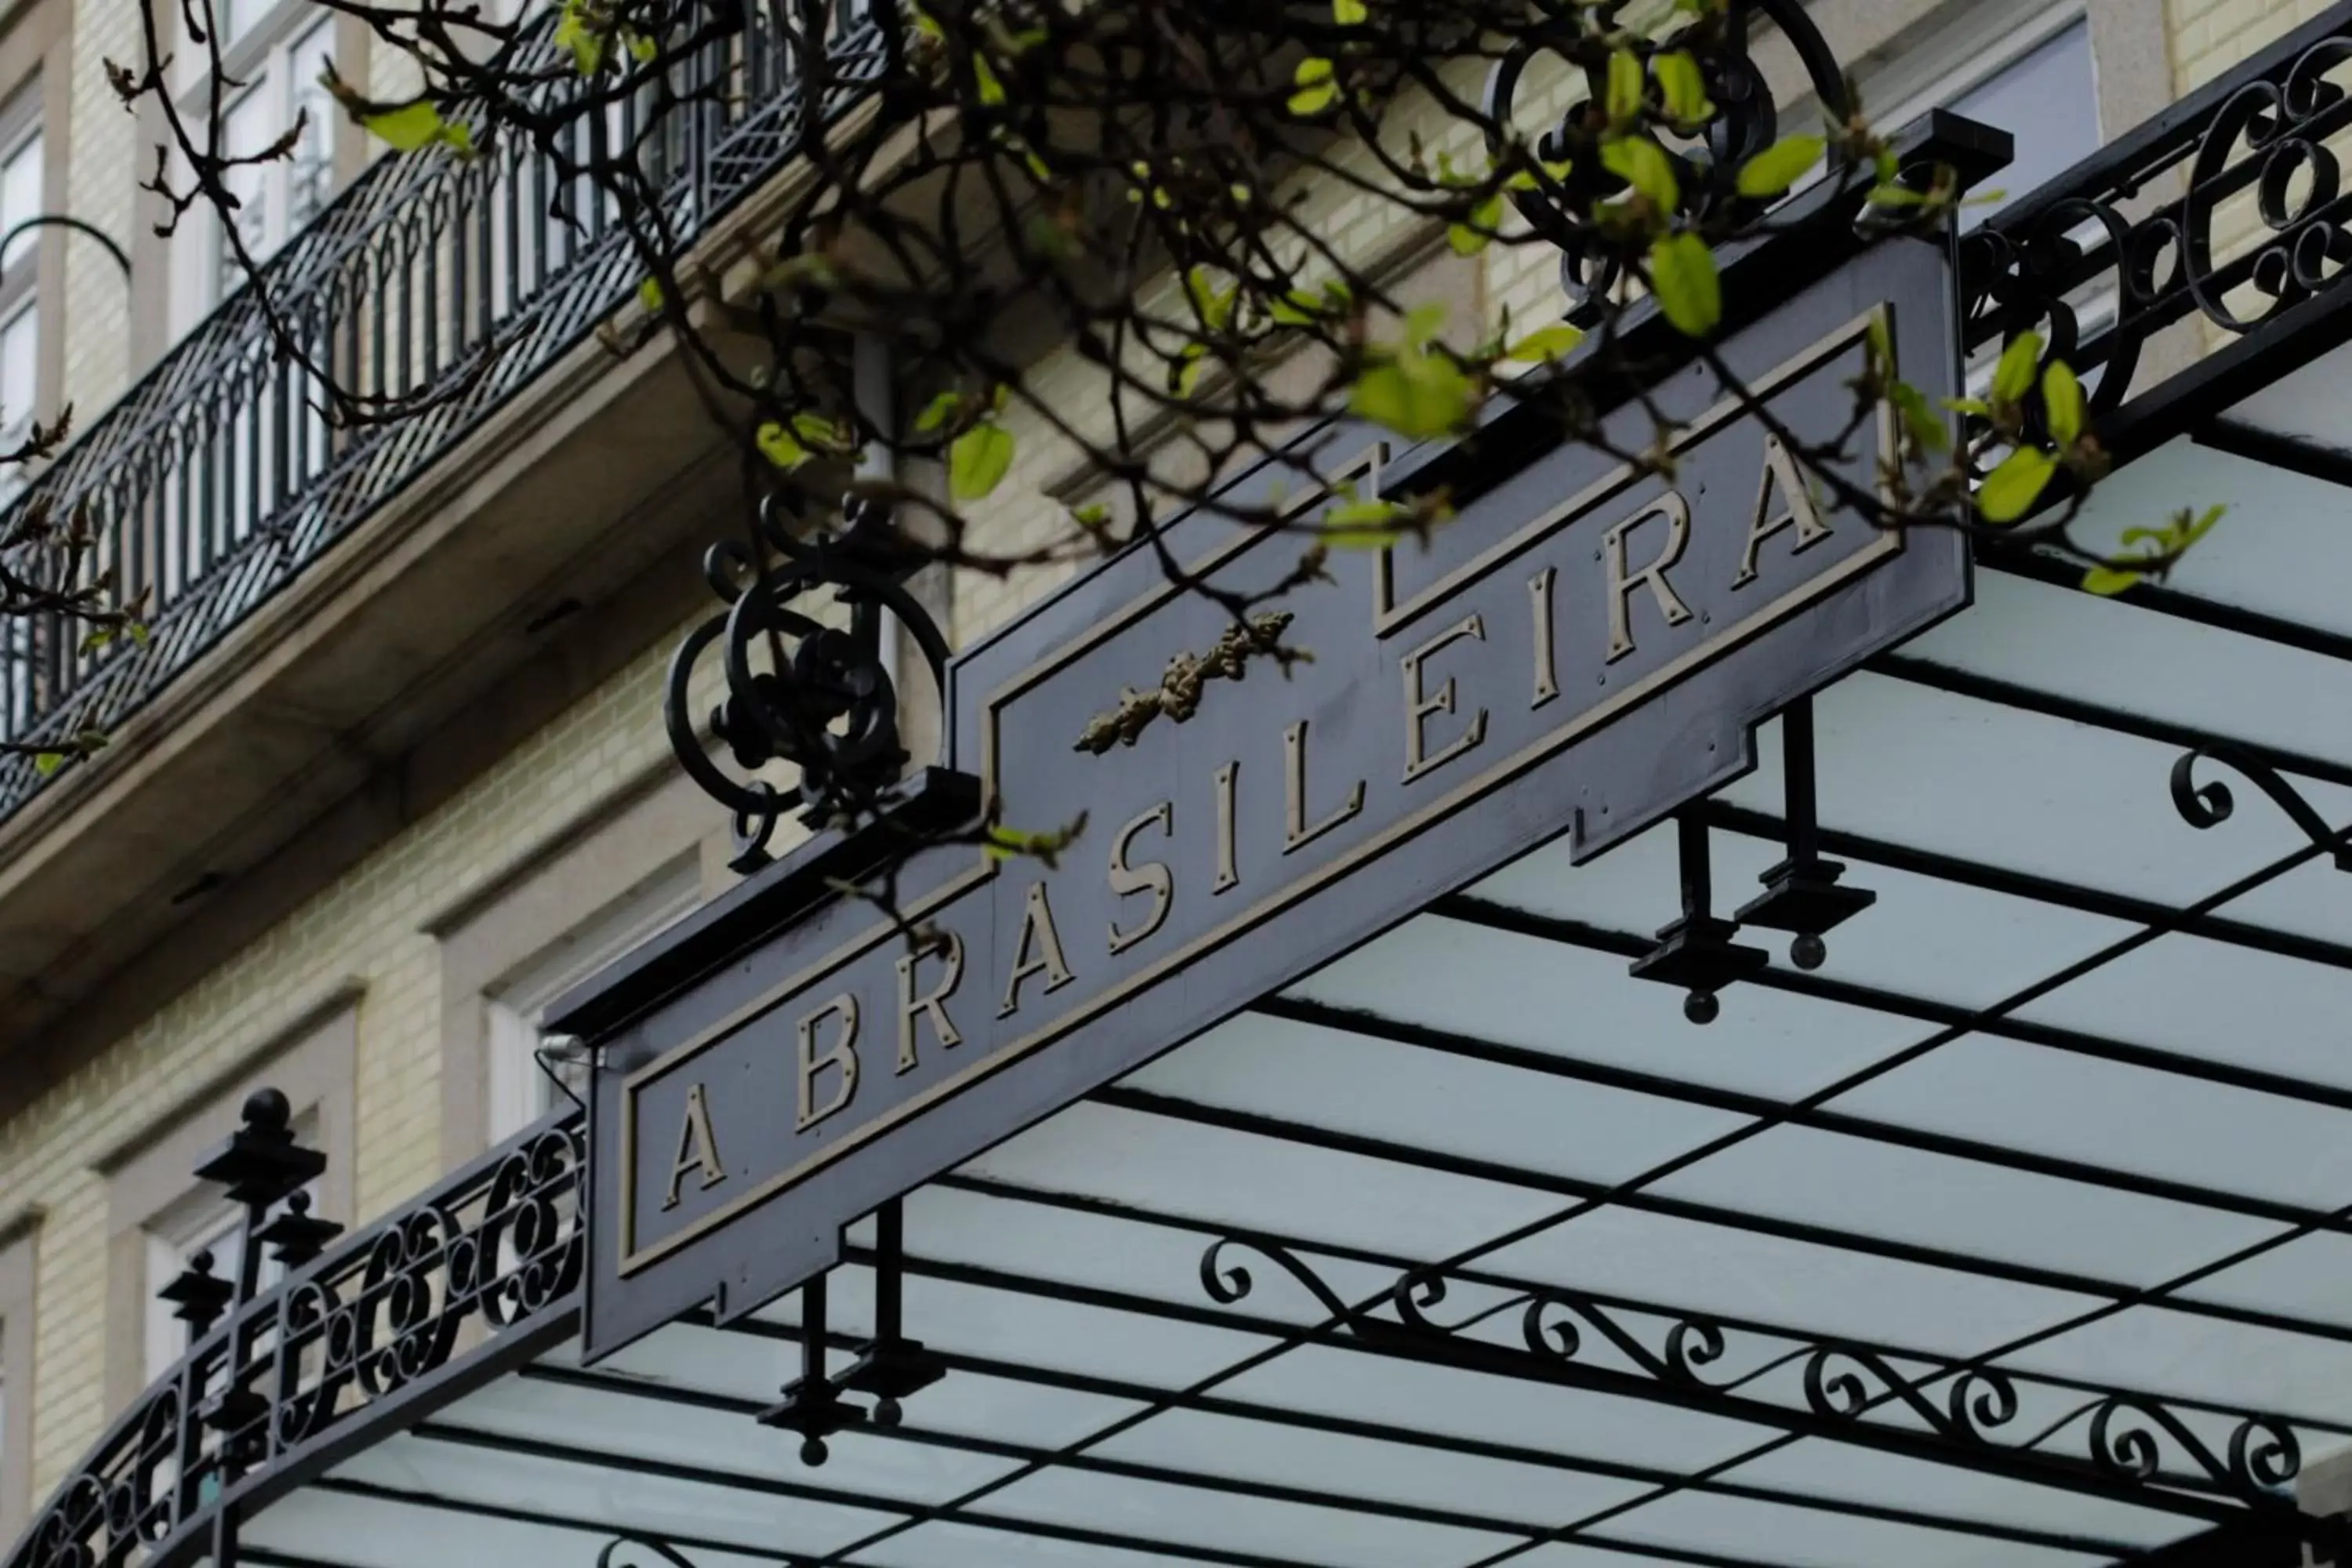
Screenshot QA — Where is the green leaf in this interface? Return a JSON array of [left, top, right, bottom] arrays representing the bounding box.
[[361, 100, 450, 152], [915, 390, 964, 433], [1601, 135, 1679, 212], [756, 420, 812, 471], [1401, 301, 1448, 346], [2080, 564, 2143, 596], [637, 277, 664, 313], [1269, 289, 1323, 326], [1332, 0, 1367, 23], [1605, 49, 1644, 125], [1991, 332, 2042, 405], [1648, 232, 1719, 337], [126, 621, 151, 645], [1887, 380, 1949, 454], [1734, 134, 1821, 198], [1323, 498, 1414, 547], [1071, 503, 1113, 532], [1289, 56, 1339, 117], [1942, 396, 1991, 416], [1504, 323, 1585, 363], [2042, 361, 2084, 445], [627, 31, 658, 62], [1348, 349, 1473, 441], [2180, 503, 2227, 547], [1653, 51, 1711, 123], [950, 421, 1017, 500], [1447, 193, 1504, 255], [31, 751, 64, 777], [1978, 446, 2055, 524], [791, 411, 847, 450], [1866, 182, 1926, 206], [970, 50, 1005, 104], [554, 4, 604, 73]]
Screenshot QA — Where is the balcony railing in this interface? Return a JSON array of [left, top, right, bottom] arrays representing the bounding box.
[[0, 1, 887, 822]]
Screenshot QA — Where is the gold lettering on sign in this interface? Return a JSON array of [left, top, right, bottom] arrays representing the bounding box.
[[1733, 433, 1831, 589], [1528, 567, 1559, 710], [1283, 719, 1367, 854], [795, 994, 862, 1132], [1108, 802, 1176, 955], [1603, 492, 1696, 663], [1401, 614, 1490, 784], [661, 1082, 728, 1210], [1212, 760, 1240, 895], [1000, 880, 1076, 1017], [895, 931, 964, 1074]]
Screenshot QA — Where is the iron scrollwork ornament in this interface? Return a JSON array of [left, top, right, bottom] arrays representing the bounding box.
[[666, 491, 952, 873], [1483, 0, 1852, 315], [1194, 1233, 2304, 1515], [1959, 24, 2352, 420], [2170, 743, 2352, 871]]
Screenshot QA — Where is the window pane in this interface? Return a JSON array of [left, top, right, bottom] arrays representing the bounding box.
[[223, 0, 275, 49], [217, 87, 276, 295], [1948, 21, 2100, 228], [0, 132, 40, 271], [1, 303, 38, 449], [287, 20, 336, 232]]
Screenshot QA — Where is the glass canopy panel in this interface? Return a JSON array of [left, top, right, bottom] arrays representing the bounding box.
[[2013, 931, 2352, 1091], [1900, 571, 2352, 780], [1589, 1486, 2115, 1568], [959, 1101, 1568, 1261], [2176, 1232, 2352, 1327], [1474, 818, 2140, 1013], [1998, 1304, 2352, 1425], [1088, 1406, 1661, 1527], [1827, 1035, 2352, 1209], [2060, 437, 2352, 643], [964, 1463, 1525, 1567], [1289, 917, 1921, 1104], [1648, 1125, 2280, 1285], [245, 1486, 790, 1568], [1117, 1011, 1751, 1185], [321, 1430, 907, 1555], [2220, 345, 2352, 465], [1717, 1443, 2201, 1552], [1717, 675, 2352, 924]]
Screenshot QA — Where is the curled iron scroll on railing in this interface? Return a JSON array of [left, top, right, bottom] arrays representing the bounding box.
[[2170, 743, 2352, 872], [6, 1115, 586, 1568], [1197, 1236, 2305, 1517], [1482, 0, 1851, 315], [666, 490, 952, 871], [1959, 6, 2352, 410]]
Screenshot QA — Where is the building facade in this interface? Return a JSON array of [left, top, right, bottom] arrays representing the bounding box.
[[0, 0, 2342, 1561]]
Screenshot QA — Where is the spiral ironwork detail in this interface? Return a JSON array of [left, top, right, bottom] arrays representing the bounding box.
[[666, 495, 952, 872], [1960, 16, 2352, 419], [1191, 1232, 2306, 1516], [2169, 744, 2352, 870], [1483, 0, 1850, 314], [10, 1115, 589, 1568]]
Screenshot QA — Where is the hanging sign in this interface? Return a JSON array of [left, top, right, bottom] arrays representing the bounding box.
[[570, 234, 1969, 1360]]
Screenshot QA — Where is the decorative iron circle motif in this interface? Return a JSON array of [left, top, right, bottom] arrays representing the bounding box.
[[666, 492, 952, 869], [1482, 0, 1852, 314], [480, 1123, 588, 1327], [1961, 31, 2352, 421]]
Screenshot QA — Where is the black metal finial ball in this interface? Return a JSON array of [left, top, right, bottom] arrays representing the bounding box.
[[800, 1436, 829, 1466], [243, 1087, 292, 1130], [1684, 990, 1720, 1025], [1790, 933, 1828, 971], [873, 1397, 902, 1428], [190, 1249, 216, 1273]]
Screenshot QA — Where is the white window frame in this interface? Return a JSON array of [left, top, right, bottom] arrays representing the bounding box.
[[484, 858, 701, 1144], [0, 85, 44, 485], [167, 0, 339, 336], [0, 1210, 37, 1547]]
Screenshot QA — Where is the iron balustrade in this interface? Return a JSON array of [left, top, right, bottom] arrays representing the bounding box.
[[0, 1, 887, 818]]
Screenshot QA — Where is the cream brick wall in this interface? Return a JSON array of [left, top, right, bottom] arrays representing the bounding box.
[[2169, 0, 2317, 90], [0, 611, 731, 1509], [59, 0, 143, 421]]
